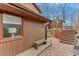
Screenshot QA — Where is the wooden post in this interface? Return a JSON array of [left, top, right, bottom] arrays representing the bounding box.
[[0, 13, 3, 40], [45, 26, 47, 40]]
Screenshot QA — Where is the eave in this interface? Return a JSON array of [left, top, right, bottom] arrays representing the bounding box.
[[32, 3, 42, 13], [0, 3, 50, 23]]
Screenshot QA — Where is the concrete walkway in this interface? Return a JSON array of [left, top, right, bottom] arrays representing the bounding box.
[[17, 38, 74, 56], [17, 38, 52, 56], [39, 38, 74, 56]]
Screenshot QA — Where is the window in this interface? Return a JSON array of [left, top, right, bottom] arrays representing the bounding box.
[[3, 14, 22, 38]]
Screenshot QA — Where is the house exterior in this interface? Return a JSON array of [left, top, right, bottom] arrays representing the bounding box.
[[20, 3, 42, 14], [0, 3, 49, 56], [50, 20, 64, 29]]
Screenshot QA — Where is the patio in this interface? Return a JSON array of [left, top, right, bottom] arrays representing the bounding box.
[[17, 38, 74, 56], [39, 38, 74, 56]]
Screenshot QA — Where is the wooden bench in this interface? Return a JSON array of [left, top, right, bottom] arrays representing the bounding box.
[[33, 39, 46, 49]]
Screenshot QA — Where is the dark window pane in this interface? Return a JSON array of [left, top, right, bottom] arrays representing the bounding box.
[[3, 13, 22, 38], [3, 24, 22, 38]]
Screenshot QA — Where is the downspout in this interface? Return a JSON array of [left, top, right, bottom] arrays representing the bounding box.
[[44, 22, 50, 40], [45, 26, 47, 40]]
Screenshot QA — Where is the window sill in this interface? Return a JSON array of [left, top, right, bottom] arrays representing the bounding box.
[[0, 36, 24, 43]]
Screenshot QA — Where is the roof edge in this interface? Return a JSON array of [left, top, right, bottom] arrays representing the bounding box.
[[9, 3, 51, 22], [32, 3, 42, 13]]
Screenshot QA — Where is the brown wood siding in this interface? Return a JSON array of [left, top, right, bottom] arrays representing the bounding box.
[[0, 37, 24, 56], [0, 17, 45, 56], [0, 3, 46, 56], [23, 18, 45, 50]]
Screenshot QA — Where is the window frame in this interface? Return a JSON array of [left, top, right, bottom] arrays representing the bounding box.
[[2, 13, 23, 39]]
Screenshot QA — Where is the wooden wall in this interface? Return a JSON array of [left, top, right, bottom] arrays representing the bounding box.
[[0, 37, 24, 56], [23, 18, 45, 50], [0, 4, 46, 56], [0, 17, 45, 56]]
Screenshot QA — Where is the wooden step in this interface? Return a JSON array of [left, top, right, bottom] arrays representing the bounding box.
[[59, 29, 76, 45], [60, 40, 74, 45], [60, 39, 74, 42]]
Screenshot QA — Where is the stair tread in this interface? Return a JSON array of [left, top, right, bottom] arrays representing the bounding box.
[[60, 40, 74, 45], [60, 39, 74, 42], [60, 41, 74, 45]]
